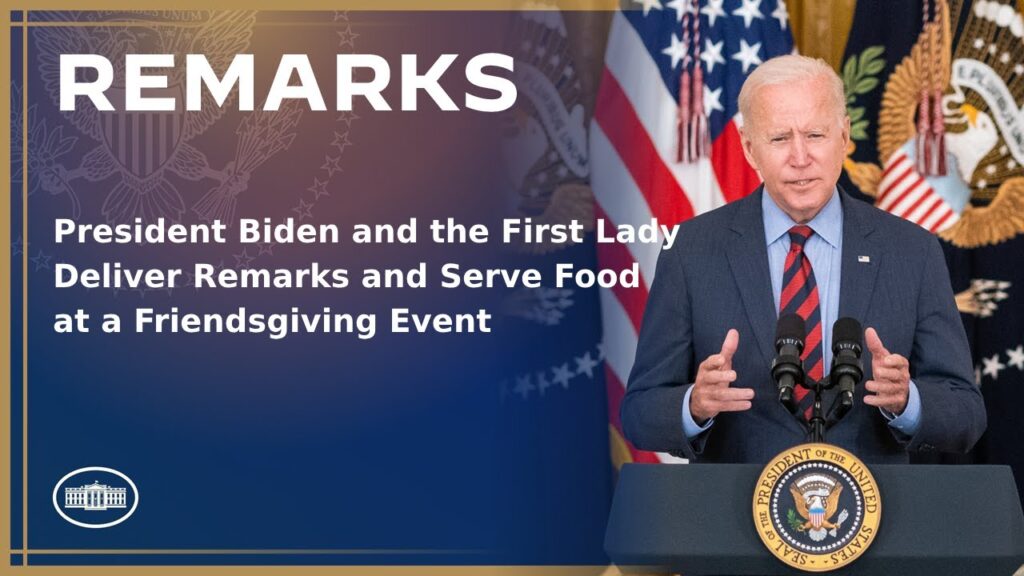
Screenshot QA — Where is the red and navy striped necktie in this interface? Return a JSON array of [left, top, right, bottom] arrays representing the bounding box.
[[779, 225, 823, 421]]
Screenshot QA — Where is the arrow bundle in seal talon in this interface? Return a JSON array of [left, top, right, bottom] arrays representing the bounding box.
[[192, 99, 305, 225]]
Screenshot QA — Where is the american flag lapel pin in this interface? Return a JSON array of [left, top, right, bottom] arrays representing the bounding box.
[[858, 255, 871, 263]]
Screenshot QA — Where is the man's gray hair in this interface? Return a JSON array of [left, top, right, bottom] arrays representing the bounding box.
[[737, 55, 847, 127]]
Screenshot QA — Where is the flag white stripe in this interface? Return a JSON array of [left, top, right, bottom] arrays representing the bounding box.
[[921, 205, 958, 231], [905, 191, 943, 224], [879, 169, 923, 212], [878, 153, 912, 190], [890, 180, 931, 218], [591, 124, 662, 286], [599, 287, 639, 389]]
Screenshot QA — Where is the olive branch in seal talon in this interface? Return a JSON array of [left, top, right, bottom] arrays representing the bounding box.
[[787, 508, 806, 532]]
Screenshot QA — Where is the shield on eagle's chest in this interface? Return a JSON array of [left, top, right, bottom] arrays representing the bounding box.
[[809, 504, 825, 529], [100, 85, 184, 178]]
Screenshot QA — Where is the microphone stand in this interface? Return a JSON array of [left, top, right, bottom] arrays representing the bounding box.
[[801, 377, 828, 443], [809, 378, 826, 443]]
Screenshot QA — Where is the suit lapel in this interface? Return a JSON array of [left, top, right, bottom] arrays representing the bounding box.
[[725, 188, 777, 368], [838, 189, 882, 323]]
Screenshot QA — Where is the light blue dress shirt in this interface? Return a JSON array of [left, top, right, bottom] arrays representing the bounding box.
[[682, 189, 921, 438]]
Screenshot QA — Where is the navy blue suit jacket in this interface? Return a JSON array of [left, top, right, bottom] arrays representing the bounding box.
[[621, 188, 986, 464]]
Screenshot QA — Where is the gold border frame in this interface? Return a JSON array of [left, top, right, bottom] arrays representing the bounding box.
[[0, 6, 13, 573], [1, 7, 618, 574]]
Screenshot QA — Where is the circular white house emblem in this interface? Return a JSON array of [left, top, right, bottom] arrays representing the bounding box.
[[52, 467, 139, 528]]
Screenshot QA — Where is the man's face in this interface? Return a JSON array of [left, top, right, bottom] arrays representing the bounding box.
[[740, 76, 850, 224]]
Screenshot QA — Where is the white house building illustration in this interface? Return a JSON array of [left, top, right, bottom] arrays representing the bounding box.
[[64, 481, 127, 511]]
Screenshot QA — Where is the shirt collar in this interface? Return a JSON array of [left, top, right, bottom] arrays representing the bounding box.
[[762, 187, 842, 249]]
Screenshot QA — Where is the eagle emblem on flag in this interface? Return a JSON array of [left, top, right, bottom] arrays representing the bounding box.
[[843, 0, 1024, 248], [501, 9, 594, 255], [30, 11, 304, 227]]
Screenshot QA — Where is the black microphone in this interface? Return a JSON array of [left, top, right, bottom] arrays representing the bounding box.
[[829, 317, 864, 421], [772, 314, 805, 414]]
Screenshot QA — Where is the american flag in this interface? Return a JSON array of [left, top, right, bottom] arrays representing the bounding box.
[[591, 0, 795, 464]]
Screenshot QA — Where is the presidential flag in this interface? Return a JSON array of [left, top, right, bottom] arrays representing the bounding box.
[[591, 0, 795, 465], [840, 0, 1024, 503]]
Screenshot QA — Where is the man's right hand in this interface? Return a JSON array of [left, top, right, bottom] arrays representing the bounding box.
[[689, 329, 755, 424]]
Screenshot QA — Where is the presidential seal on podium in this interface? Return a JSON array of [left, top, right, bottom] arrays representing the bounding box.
[[753, 443, 882, 572]]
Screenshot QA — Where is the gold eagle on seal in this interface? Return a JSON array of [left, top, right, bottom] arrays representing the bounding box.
[[788, 473, 850, 543]]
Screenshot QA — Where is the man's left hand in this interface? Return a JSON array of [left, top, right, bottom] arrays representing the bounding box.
[[863, 327, 910, 415]]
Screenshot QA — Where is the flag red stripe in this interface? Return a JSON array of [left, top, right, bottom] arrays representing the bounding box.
[[884, 174, 925, 213], [895, 187, 933, 220], [595, 205, 650, 334], [881, 153, 913, 184], [909, 193, 943, 224], [882, 154, 906, 176], [905, 190, 942, 222], [877, 164, 914, 205], [711, 119, 760, 203], [930, 210, 954, 233], [594, 68, 694, 225]]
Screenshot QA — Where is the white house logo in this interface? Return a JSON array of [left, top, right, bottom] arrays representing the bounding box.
[[52, 467, 138, 528], [64, 481, 126, 511]]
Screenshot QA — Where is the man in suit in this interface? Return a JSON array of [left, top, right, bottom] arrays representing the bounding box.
[[621, 55, 986, 464]]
